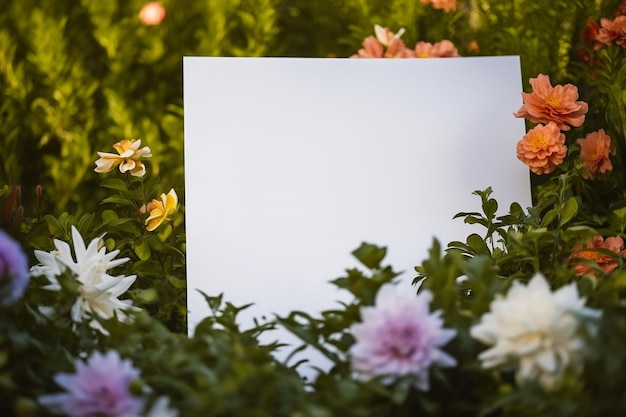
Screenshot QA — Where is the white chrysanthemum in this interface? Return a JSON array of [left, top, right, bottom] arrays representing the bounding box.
[[470, 273, 601, 387], [30, 226, 138, 332], [350, 283, 457, 390]]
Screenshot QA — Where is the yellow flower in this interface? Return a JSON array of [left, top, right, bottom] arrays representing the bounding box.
[[94, 139, 152, 177], [145, 188, 178, 232]]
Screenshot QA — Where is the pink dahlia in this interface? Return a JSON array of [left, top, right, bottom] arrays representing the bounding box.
[[38, 350, 144, 417], [350, 284, 457, 390]]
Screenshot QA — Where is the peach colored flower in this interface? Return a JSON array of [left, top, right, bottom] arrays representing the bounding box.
[[516, 122, 567, 175], [385, 37, 415, 58], [414, 40, 460, 57], [351, 28, 414, 59], [577, 129, 613, 179], [421, 0, 457, 12], [570, 236, 626, 276], [94, 139, 152, 177], [351, 36, 384, 58], [513, 74, 588, 131], [145, 188, 178, 232], [139, 2, 167, 25], [595, 15, 626, 47]]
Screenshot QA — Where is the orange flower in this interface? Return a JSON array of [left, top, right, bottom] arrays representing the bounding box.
[[570, 236, 626, 276], [577, 129, 613, 179], [351, 36, 384, 58], [414, 40, 460, 57], [420, 0, 457, 12], [516, 122, 567, 175], [139, 2, 167, 26], [596, 15, 626, 47], [384, 38, 415, 58], [351, 26, 414, 58], [513, 74, 588, 131]]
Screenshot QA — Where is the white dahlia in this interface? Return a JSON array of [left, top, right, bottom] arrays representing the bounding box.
[[470, 273, 601, 387], [31, 226, 138, 332]]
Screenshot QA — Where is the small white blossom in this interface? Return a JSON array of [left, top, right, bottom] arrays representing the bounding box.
[[470, 273, 601, 387], [31, 226, 138, 332]]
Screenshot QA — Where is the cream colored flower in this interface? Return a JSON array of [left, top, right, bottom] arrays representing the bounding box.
[[95, 139, 152, 177], [470, 273, 600, 388], [145, 188, 178, 232], [374, 24, 406, 46]]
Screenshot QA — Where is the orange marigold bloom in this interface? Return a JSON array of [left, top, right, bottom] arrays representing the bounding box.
[[414, 40, 460, 58], [570, 236, 626, 276], [351, 36, 384, 58], [577, 129, 613, 179], [596, 15, 626, 47], [516, 122, 567, 175], [514, 74, 588, 131], [420, 0, 457, 12]]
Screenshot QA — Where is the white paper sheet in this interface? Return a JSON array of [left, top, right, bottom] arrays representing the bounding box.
[[183, 56, 531, 376]]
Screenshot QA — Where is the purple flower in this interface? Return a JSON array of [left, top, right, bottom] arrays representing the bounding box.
[[38, 350, 144, 417], [0, 229, 29, 305], [349, 284, 457, 390]]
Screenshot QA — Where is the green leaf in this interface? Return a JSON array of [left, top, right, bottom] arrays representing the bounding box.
[[560, 197, 579, 226], [100, 178, 128, 191], [541, 209, 558, 227], [351, 242, 386, 270], [133, 239, 151, 261]]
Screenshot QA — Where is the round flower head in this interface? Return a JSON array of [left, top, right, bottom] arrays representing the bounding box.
[[38, 350, 144, 417], [30, 226, 138, 333], [516, 122, 567, 175], [0, 229, 29, 305], [470, 273, 601, 388], [577, 129, 613, 179], [514, 74, 588, 131], [94, 139, 152, 177], [139, 2, 167, 26], [414, 40, 460, 58], [570, 235, 626, 277], [350, 283, 457, 390]]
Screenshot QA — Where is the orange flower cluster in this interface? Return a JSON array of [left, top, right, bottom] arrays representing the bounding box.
[[351, 25, 459, 59], [514, 74, 612, 178], [570, 236, 626, 277], [596, 15, 626, 48]]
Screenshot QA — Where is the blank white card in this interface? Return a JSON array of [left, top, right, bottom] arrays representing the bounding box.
[[183, 56, 531, 370]]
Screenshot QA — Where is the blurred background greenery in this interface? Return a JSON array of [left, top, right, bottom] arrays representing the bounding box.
[[0, 0, 622, 223]]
